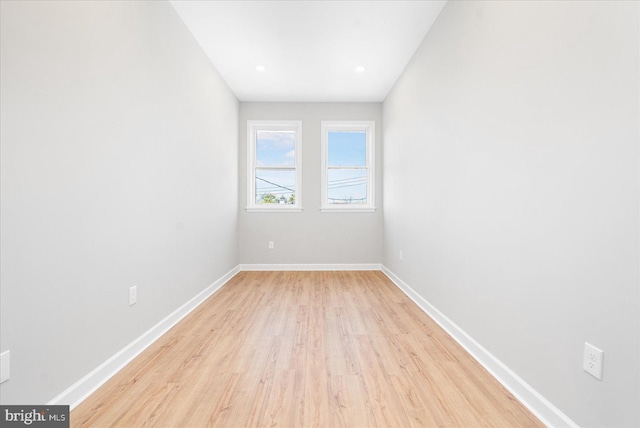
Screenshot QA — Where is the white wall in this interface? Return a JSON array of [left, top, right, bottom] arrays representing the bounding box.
[[383, 1, 639, 427], [239, 103, 382, 265], [0, 0, 238, 404]]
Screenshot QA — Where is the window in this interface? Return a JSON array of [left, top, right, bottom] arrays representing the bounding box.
[[247, 121, 302, 212], [321, 121, 375, 212]]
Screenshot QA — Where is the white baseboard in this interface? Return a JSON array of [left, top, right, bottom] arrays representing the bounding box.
[[48, 265, 240, 410], [381, 266, 578, 428], [239, 263, 382, 271]]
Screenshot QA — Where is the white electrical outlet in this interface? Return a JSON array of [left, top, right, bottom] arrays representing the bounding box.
[[583, 343, 603, 380], [0, 350, 9, 383], [129, 286, 137, 306], [268, 241, 274, 249], [399, 250, 403, 261]]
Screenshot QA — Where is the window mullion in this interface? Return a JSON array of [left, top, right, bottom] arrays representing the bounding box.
[[256, 166, 296, 170]]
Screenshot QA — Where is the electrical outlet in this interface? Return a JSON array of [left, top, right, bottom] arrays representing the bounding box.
[[129, 286, 137, 306], [0, 350, 9, 383], [583, 343, 603, 380], [268, 241, 274, 249], [399, 250, 403, 261]]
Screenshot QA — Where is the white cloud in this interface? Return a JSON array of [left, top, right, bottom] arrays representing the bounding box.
[[257, 131, 295, 149]]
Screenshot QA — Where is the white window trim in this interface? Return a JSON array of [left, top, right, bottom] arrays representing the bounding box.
[[246, 120, 303, 212], [320, 121, 375, 213]]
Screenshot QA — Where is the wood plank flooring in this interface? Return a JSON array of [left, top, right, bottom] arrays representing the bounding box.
[[71, 271, 543, 427]]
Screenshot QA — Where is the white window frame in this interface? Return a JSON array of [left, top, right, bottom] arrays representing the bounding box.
[[320, 121, 375, 212], [246, 120, 303, 212]]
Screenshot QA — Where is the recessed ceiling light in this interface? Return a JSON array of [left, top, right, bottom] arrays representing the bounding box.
[[354, 66, 366, 73], [255, 65, 266, 72]]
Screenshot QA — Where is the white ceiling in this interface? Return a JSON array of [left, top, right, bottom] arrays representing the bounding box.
[[170, 1, 447, 102]]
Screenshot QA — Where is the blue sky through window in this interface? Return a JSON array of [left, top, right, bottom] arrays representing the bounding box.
[[255, 169, 295, 203], [328, 131, 366, 166], [328, 169, 366, 203], [327, 131, 367, 204], [256, 131, 295, 166]]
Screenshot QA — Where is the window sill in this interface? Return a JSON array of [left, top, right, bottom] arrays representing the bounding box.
[[246, 207, 303, 213], [320, 207, 376, 213]]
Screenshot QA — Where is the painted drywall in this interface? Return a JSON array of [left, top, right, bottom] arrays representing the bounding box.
[[383, 1, 639, 427], [0, 0, 238, 404], [239, 103, 382, 264]]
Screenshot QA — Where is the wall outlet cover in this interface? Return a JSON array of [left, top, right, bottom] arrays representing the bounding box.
[[583, 342, 603, 380], [0, 350, 10, 383], [129, 286, 137, 306]]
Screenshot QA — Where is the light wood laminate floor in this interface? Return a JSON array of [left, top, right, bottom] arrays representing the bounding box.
[[71, 271, 543, 427]]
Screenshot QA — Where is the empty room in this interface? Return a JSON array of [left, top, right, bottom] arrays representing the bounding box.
[[1, 0, 639, 427]]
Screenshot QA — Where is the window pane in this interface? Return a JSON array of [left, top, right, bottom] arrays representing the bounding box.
[[327, 169, 367, 205], [328, 131, 366, 167], [256, 130, 296, 167], [256, 169, 296, 205]]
